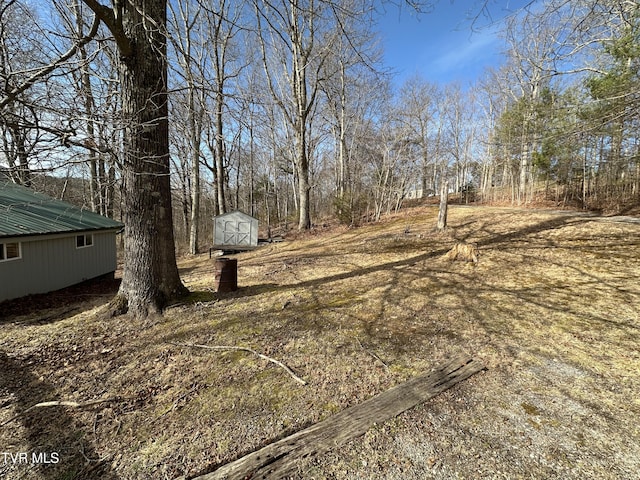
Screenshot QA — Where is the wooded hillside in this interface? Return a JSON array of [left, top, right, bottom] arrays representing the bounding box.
[[2, 0, 639, 255]]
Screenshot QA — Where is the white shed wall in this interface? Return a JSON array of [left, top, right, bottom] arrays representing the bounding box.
[[213, 211, 258, 248]]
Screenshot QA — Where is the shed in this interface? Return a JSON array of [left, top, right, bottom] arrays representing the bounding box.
[[0, 181, 124, 303], [213, 210, 258, 250]]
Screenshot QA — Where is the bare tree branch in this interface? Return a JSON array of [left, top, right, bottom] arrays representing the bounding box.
[[0, 11, 100, 110], [80, 0, 132, 57], [171, 342, 308, 386]]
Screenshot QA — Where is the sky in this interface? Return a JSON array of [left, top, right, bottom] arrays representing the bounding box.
[[377, 0, 532, 87]]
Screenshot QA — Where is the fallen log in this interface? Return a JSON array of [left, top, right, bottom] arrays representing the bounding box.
[[194, 354, 484, 480]]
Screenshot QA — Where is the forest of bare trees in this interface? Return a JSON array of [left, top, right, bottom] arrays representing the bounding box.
[[2, 0, 639, 314]]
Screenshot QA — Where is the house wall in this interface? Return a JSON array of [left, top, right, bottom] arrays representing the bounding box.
[[0, 231, 117, 302]]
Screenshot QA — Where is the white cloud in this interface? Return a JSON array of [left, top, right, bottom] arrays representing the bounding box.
[[427, 27, 501, 78]]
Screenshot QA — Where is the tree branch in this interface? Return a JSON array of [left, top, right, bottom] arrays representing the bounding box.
[[1, 397, 119, 427], [171, 342, 308, 386], [81, 0, 133, 57], [0, 12, 102, 111]]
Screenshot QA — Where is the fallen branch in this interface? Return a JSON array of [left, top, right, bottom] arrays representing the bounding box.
[[1, 397, 119, 427], [171, 342, 307, 386], [356, 337, 389, 370]]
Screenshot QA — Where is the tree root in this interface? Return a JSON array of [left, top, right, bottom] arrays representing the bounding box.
[[107, 294, 129, 317]]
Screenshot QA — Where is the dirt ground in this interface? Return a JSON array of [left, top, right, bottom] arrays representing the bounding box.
[[1, 205, 639, 480]]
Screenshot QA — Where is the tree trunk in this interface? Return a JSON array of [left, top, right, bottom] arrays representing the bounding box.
[[436, 180, 448, 232], [215, 91, 227, 215], [189, 91, 203, 255], [295, 122, 311, 230], [519, 135, 529, 205], [114, 0, 186, 317], [292, 60, 311, 228], [73, 1, 102, 214]]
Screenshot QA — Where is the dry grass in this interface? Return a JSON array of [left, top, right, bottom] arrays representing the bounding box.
[[1, 205, 639, 480]]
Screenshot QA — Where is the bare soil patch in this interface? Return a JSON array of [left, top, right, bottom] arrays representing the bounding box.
[[1, 205, 639, 480]]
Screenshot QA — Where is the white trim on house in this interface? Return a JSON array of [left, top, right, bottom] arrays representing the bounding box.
[[75, 233, 94, 249]]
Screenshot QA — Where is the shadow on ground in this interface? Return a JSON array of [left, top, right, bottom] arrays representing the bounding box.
[[0, 352, 119, 479], [0, 276, 120, 324]]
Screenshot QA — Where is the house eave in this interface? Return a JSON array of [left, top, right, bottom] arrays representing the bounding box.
[[0, 227, 123, 243]]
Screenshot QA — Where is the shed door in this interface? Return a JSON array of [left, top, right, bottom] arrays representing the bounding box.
[[223, 220, 251, 245]]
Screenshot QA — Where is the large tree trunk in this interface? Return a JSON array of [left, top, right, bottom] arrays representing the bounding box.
[[114, 0, 186, 317]]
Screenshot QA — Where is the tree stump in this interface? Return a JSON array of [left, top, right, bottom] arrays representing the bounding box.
[[444, 242, 479, 263]]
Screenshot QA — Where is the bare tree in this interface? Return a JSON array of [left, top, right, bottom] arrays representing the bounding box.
[[502, 8, 556, 204], [253, 0, 342, 229], [475, 69, 506, 200], [168, 0, 207, 254], [397, 75, 439, 196], [0, 1, 56, 186], [204, 0, 244, 217], [82, 0, 187, 317], [321, 12, 385, 223], [51, 1, 120, 215], [443, 83, 478, 197], [436, 179, 448, 231]]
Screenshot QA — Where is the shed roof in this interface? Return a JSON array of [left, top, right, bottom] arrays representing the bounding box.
[[214, 210, 257, 220], [0, 181, 123, 238]]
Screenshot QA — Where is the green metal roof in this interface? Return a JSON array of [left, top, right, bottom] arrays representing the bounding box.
[[0, 181, 123, 238]]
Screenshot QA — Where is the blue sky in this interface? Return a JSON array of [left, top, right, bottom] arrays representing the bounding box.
[[377, 0, 532, 87]]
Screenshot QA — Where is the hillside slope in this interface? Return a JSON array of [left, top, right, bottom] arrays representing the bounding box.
[[1, 205, 639, 479]]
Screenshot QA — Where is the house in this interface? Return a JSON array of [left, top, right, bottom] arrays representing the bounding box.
[[212, 210, 258, 251], [0, 181, 123, 303]]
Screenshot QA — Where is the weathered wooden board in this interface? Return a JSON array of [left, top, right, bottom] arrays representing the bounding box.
[[194, 355, 484, 480]]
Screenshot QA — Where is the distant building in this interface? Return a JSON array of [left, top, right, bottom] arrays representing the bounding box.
[[0, 181, 123, 302], [406, 188, 424, 200], [213, 210, 258, 250]]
